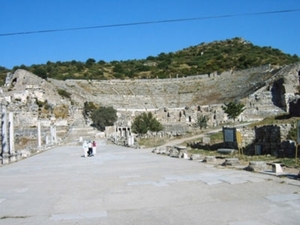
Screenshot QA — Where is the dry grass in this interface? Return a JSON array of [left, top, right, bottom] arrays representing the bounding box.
[[137, 137, 170, 148], [53, 104, 69, 119]]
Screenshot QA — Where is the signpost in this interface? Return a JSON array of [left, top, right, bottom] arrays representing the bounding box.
[[223, 127, 236, 143], [236, 131, 243, 157]]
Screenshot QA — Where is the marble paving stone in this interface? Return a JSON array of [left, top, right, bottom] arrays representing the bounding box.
[[265, 194, 300, 202], [218, 176, 248, 184], [198, 177, 223, 185], [119, 175, 141, 179], [127, 181, 156, 186], [50, 211, 107, 221], [229, 221, 267, 225], [1, 141, 299, 225]]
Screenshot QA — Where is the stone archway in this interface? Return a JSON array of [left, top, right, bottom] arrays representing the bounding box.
[[271, 78, 286, 110], [289, 98, 300, 116]]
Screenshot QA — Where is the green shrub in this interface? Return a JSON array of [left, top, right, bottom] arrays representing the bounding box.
[[132, 112, 163, 134], [91, 106, 117, 131], [57, 89, 71, 98]]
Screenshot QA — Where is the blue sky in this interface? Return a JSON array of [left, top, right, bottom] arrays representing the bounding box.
[[1, 0, 300, 69]]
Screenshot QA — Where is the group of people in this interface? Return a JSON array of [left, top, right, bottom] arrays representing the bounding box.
[[82, 140, 97, 157]]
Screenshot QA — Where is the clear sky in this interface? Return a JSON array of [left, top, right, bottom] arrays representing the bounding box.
[[1, 0, 300, 69]]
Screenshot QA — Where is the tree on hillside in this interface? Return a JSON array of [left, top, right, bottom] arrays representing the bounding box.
[[113, 64, 124, 73], [33, 67, 47, 79], [131, 112, 163, 134], [91, 106, 117, 131], [86, 58, 96, 67], [221, 101, 245, 123]]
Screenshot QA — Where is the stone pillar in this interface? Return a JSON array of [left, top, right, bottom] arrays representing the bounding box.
[[46, 136, 50, 145], [129, 136, 134, 146], [50, 126, 57, 144], [127, 136, 132, 146], [37, 121, 41, 149], [54, 126, 57, 143], [8, 112, 15, 154], [1, 103, 8, 155]]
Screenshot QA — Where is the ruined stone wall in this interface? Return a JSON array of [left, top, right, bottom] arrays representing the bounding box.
[[238, 123, 294, 156]]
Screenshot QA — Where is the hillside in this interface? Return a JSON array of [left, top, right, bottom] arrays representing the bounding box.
[[0, 37, 299, 84]]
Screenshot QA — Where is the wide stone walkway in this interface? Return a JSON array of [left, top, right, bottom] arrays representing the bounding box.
[[0, 140, 299, 225]]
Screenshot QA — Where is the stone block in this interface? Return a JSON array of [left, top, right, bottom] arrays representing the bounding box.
[[217, 148, 237, 155], [180, 153, 189, 159], [190, 154, 202, 160], [169, 149, 179, 158], [222, 158, 240, 166], [202, 137, 210, 145], [152, 147, 160, 154], [203, 156, 216, 163], [244, 161, 267, 172]]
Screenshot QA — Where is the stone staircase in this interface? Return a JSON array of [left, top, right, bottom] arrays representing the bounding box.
[[63, 107, 99, 145], [64, 125, 98, 146]]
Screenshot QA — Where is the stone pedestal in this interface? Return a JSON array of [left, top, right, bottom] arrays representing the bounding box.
[[272, 163, 283, 174]]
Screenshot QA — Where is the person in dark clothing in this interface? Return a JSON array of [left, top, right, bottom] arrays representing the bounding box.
[[87, 141, 93, 156]]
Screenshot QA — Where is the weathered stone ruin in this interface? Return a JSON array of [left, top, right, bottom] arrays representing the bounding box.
[[0, 62, 300, 162]]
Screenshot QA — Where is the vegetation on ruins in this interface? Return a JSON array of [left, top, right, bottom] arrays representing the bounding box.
[[221, 101, 245, 122], [1, 37, 299, 84], [91, 106, 117, 131], [57, 89, 71, 99], [195, 115, 209, 130], [131, 112, 164, 135], [53, 104, 69, 119], [83, 101, 99, 118]]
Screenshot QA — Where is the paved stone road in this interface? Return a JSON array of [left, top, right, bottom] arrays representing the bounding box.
[[0, 140, 299, 225]]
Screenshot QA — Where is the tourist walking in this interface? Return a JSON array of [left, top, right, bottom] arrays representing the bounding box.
[[92, 140, 97, 155], [87, 141, 93, 156], [82, 140, 88, 157]]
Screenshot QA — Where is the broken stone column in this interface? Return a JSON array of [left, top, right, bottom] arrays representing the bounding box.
[[1, 103, 8, 155], [8, 112, 15, 155], [127, 135, 134, 146], [45, 136, 49, 145], [37, 121, 41, 149], [50, 126, 57, 144]]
